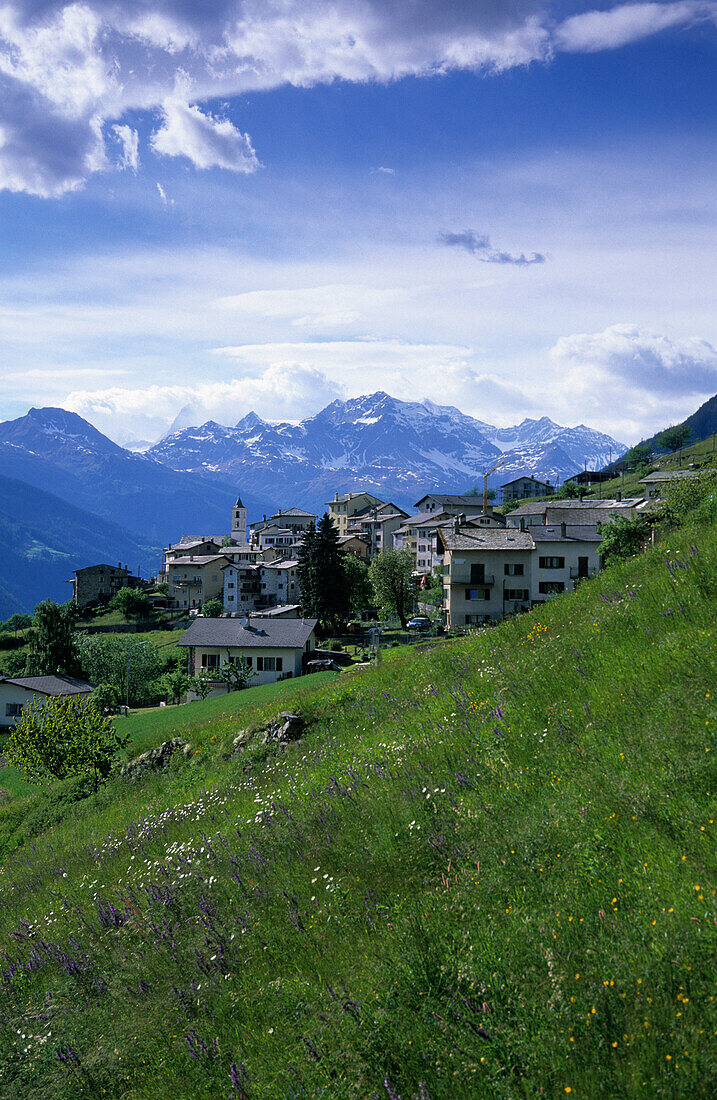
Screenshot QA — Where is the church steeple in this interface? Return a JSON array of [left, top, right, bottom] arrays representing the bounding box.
[[231, 495, 247, 543]]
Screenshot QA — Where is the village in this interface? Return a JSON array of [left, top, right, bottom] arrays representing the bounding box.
[[47, 466, 686, 705]]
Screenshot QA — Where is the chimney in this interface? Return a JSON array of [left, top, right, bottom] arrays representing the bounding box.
[[334, 492, 338, 502], [453, 515, 460, 534], [560, 521, 566, 538], [519, 518, 526, 532]]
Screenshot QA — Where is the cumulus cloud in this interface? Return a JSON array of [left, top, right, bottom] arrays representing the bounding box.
[[151, 81, 260, 172], [112, 124, 139, 171], [439, 229, 546, 266], [5, 1, 708, 196], [551, 323, 717, 396], [555, 1, 717, 53]]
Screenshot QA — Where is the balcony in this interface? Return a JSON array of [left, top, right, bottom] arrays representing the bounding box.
[[449, 570, 495, 586]]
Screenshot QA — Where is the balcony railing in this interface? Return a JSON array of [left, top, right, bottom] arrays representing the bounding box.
[[449, 571, 495, 586]]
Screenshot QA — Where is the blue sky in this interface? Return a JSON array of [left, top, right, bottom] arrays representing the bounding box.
[[0, 1, 715, 446]]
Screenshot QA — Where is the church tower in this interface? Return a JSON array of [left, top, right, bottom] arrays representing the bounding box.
[[231, 495, 247, 544]]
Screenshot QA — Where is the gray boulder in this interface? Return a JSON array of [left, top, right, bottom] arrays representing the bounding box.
[[120, 738, 190, 781]]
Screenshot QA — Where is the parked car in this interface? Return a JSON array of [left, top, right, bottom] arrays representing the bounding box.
[[407, 616, 432, 632]]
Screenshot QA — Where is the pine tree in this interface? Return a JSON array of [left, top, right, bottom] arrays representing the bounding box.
[[313, 513, 350, 631], [297, 520, 318, 617]]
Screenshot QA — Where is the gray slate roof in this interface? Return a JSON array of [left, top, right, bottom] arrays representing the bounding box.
[[2, 674, 94, 696], [439, 529, 535, 551], [531, 525, 602, 543], [414, 494, 487, 508], [177, 618, 317, 649], [640, 470, 697, 483]]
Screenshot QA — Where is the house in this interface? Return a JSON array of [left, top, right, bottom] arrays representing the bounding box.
[[639, 470, 698, 501], [395, 510, 505, 575], [413, 494, 491, 516], [500, 476, 555, 503], [177, 617, 318, 690], [258, 560, 301, 608], [166, 554, 231, 610], [69, 563, 143, 608], [564, 470, 614, 488], [506, 497, 645, 528], [437, 521, 602, 628], [250, 507, 317, 543], [347, 503, 409, 558], [0, 674, 94, 729], [325, 491, 386, 536], [337, 534, 370, 561], [222, 562, 261, 615], [252, 604, 302, 619]]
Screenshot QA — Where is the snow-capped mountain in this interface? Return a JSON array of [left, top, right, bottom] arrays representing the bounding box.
[[148, 392, 626, 513]]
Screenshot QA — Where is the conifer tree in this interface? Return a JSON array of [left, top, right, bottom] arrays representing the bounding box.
[[297, 519, 318, 616], [26, 600, 80, 677], [298, 515, 350, 631]]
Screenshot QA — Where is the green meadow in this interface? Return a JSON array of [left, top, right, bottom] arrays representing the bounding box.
[[0, 513, 714, 1098]]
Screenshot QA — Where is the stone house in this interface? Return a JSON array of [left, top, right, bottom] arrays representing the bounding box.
[[500, 476, 555, 503], [69, 563, 143, 609]]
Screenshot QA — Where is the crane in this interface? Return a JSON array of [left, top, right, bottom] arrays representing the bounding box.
[[482, 455, 506, 514]]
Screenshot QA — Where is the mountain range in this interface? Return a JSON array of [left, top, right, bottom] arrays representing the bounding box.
[[148, 392, 626, 511]]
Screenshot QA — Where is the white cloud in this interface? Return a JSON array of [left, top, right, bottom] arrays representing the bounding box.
[[151, 80, 260, 172], [213, 283, 410, 329], [2, 1, 699, 196], [112, 124, 139, 171], [551, 323, 717, 394], [556, 1, 717, 53]]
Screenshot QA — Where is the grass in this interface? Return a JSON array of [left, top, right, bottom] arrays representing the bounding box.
[[0, 516, 714, 1098]]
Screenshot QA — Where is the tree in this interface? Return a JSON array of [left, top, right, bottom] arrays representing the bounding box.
[[109, 587, 152, 619], [26, 600, 79, 676], [657, 424, 693, 453], [6, 695, 128, 792], [598, 515, 648, 567], [369, 549, 415, 629], [298, 515, 350, 630], [555, 480, 580, 499], [77, 634, 162, 707], [159, 668, 190, 705], [190, 673, 214, 700], [297, 520, 318, 616], [90, 682, 122, 714], [217, 657, 255, 692], [201, 598, 223, 618], [1, 651, 28, 677], [1, 613, 32, 636], [342, 555, 373, 617]]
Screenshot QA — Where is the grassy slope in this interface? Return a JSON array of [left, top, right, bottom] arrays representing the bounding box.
[[0, 520, 715, 1098]]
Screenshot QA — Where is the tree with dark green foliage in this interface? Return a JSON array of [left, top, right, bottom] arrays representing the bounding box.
[[0, 650, 28, 677], [342, 554, 373, 617], [109, 587, 152, 619], [202, 598, 223, 618], [6, 694, 128, 791], [297, 520, 318, 615], [598, 515, 649, 566], [657, 424, 693, 453], [1, 613, 33, 636], [298, 515, 349, 630], [26, 600, 79, 676], [369, 549, 416, 628], [190, 672, 214, 700]]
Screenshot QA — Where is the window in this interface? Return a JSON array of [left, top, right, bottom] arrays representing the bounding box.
[[257, 656, 282, 672], [5, 703, 22, 717], [227, 582, 235, 589], [465, 588, 490, 601], [539, 556, 565, 569], [505, 589, 529, 601], [201, 653, 219, 669], [539, 581, 565, 595], [469, 564, 485, 583], [504, 563, 524, 576]]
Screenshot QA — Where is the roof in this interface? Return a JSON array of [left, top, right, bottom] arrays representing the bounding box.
[[1, 674, 94, 696], [271, 507, 316, 518], [639, 470, 698, 483], [438, 528, 535, 552], [508, 498, 641, 517], [414, 494, 486, 507], [252, 604, 302, 617], [530, 525, 602, 543], [234, 495, 245, 508], [326, 491, 384, 505], [167, 555, 230, 567], [338, 534, 369, 544], [73, 563, 130, 575], [261, 559, 299, 571], [177, 617, 317, 649], [501, 476, 553, 488]]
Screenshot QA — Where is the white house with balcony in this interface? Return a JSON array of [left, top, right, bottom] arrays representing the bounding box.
[[177, 617, 318, 690]]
